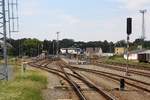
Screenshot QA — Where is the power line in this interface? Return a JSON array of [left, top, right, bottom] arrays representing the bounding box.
[[0, 0, 19, 80], [0, 0, 8, 80]]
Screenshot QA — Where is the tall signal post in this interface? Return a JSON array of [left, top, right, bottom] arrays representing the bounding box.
[[126, 18, 132, 76], [139, 9, 147, 41], [52, 39, 55, 55], [56, 32, 60, 57], [0, 0, 19, 80]]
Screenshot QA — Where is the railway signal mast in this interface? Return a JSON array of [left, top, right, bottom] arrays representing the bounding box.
[[126, 18, 132, 76], [56, 32, 60, 57], [0, 0, 19, 80]]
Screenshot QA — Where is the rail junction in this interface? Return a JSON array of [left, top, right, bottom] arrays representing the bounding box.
[[26, 56, 150, 100]]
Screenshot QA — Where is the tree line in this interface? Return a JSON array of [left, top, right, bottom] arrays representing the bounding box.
[[2, 38, 150, 57]]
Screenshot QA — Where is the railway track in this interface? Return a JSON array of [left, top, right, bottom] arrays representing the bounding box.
[[28, 60, 116, 100], [52, 60, 150, 93], [95, 61, 150, 71], [57, 62, 116, 100], [29, 62, 87, 100], [59, 60, 150, 93], [58, 63, 87, 100], [70, 66, 150, 93], [31, 61, 150, 93], [95, 63, 150, 77]]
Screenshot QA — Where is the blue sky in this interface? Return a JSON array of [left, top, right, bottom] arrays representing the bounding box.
[[12, 0, 150, 42]]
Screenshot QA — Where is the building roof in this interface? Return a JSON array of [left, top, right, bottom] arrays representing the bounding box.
[[115, 47, 125, 49], [124, 49, 150, 54], [138, 50, 150, 54], [129, 49, 145, 54], [86, 47, 102, 53]]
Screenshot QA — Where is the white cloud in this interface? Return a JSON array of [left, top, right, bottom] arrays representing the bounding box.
[[118, 0, 150, 10], [60, 15, 80, 25], [19, 7, 150, 42], [20, 0, 42, 16], [47, 10, 81, 25], [16, 0, 150, 42]]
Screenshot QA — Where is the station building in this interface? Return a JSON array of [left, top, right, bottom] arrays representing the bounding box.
[[115, 47, 126, 55]]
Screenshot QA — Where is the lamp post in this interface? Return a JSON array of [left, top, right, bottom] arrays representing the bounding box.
[[139, 9, 147, 40], [139, 9, 147, 49]]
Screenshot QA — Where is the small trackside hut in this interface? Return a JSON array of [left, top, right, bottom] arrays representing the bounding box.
[[138, 50, 150, 63]]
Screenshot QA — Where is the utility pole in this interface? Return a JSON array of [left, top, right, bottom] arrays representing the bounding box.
[[2, 0, 8, 80], [0, 0, 19, 80], [139, 10, 147, 49], [56, 32, 60, 57], [139, 9, 147, 41], [53, 40, 54, 55], [37, 43, 40, 56]]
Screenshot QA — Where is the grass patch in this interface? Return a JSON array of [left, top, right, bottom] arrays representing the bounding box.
[[0, 65, 48, 100], [103, 55, 150, 69]]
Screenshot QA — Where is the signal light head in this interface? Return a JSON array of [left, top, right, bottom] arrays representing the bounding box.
[[127, 18, 132, 35]]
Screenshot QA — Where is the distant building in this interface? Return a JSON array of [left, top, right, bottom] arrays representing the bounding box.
[[60, 48, 82, 59], [124, 49, 145, 60], [85, 47, 102, 57], [101, 53, 114, 57], [124, 49, 150, 62], [60, 48, 82, 55], [38, 50, 48, 59], [60, 48, 67, 54], [138, 50, 150, 62], [115, 47, 126, 55]]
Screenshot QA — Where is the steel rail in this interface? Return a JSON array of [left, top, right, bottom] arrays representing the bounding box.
[[71, 66, 150, 93], [29, 61, 116, 100], [96, 63, 150, 77], [29, 62, 87, 100], [58, 62, 116, 100]]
